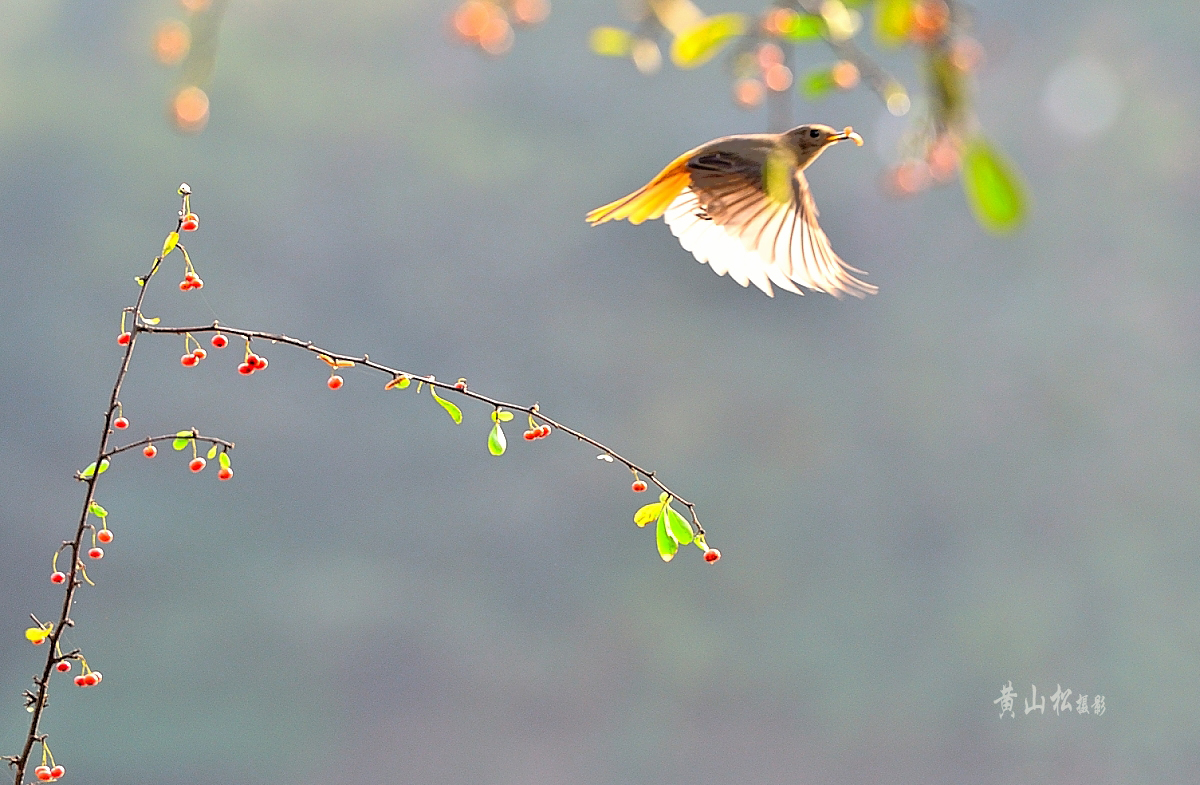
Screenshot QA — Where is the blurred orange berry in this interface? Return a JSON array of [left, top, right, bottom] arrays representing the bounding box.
[[153, 20, 190, 66], [911, 0, 949, 43], [511, 0, 549, 26], [180, 0, 211, 11], [756, 42, 784, 70], [478, 15, 514, 55], [890, 161, 931, 196], [831, 60, 860, 89], [927, 136, 959, 181], [763, 63, 793, 92], [950, 36, 984, 71], [761, 8, 797, 36], [733, 78, 765, 108], [172, 86, 209, 133], [453, 0, 493, 41]]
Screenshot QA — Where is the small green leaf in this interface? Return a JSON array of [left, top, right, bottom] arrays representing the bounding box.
[[671, 13, 747, 68], [98, 458, 109, 474], [173, 430, 192, 451], [802, 68, 836, 99], [780, 13, 823, 41], [634, 502, 664, 527], [665, 504, 694, 546], [143, 316, 160, 325], [135, 276, 146, 287], [962, 137, 1027, 232], [589, 26, 633, 57], [80, 459, 111, 479], [488, 422, 507, 456], [218, 451, 231, 469], [89, 502, 108, 518], [161, 232, 179, 258], [206, 444, 218, 460], [656, 506, 678, 562], [430, 387, 463, 424], [873, 0, 914, 46]]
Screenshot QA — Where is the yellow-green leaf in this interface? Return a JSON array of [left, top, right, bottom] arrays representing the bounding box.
[[79, 458, 109, 479], [206, 444, 218, 460], [665, 504, 694, 546], [385, 375, 411, 390], [590, 26, 633, 57], [671, 13, 747, 68], [218, 451, 231, 470], [430, 387, 462, 424], [873, 0, 913, 46], [634, 502, 664, 527], [173, 430, 192, 451], [780, 13, 824, 41], [25, 625, 52, 643], [802, 68, 836, 99], [655, 506, 678, 562], [89, 502, 107, 518], [161, 232, 179, 258], [962, 138, 1027, 232], [487, 422, 506, 455]]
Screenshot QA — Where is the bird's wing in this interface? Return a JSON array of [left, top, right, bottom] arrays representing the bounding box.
[[665, 146, 876, 298]]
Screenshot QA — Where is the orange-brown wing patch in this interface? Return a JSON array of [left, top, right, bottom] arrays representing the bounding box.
[[586, 151, 693, 226]]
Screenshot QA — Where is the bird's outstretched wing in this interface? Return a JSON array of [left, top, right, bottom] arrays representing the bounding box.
[[664, 147, 876, 298]]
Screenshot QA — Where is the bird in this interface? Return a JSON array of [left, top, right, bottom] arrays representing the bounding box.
[[586, 124, 876, 298]]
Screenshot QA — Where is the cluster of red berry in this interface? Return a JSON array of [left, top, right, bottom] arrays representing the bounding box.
[[237, 353, 268, 375], [522, 424, 551, 441], [179, 211, 199, 232], [178, 270, 204, 291], [33, 765, 65, 781], [71, 671, 102, 688], [180, 346, 208, 366]]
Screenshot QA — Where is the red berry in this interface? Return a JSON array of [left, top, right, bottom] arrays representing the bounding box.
[[113, 417, 129, 430], [88, 547, 104, 560], [703, 548, 721, 563], [454, 381, 466, 390], [117, 332, 131, 346], [50, 571, 66, 584], [179, 280, 190, 291], [537, 425, 551, 438], [189, 457, 206, 473], [327, 375, 344, 390], [523, 430, 535, 441], [245, 353, 260, 367], [50, 766, 65, 779], [73, 675, 87, 687], [192, 347, 207, 361], [34, 766, 51, 781], [237, 362, 254, 375], [217, 467, 233, 481], [56, 661, 71, 673], [97, 529, 113, 544], [632, 480, 648, 492], [252, 356, 268, 370], [193, 278, 204, 289], [143, 444, 158, 458], [184, 270, 199, 282], [83, 673, 99, 687], [211, 334, 228, 349], [181, 353, 198, 367], [181, 213, 199, 231], [90, 672, 102, 684]]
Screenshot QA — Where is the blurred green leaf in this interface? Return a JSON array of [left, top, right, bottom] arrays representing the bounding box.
[[665, 505, 694, 546], [874, 0, 914, 46], [780, 13, 824, 41], [218, 451, 231, 470], [802, 68, 836, 99], [671, 13, 747, 68], [590, 26, 633, 57], [89, 502, 107, 518], [488, 422, 506, 456], [656, 506, 678, 562], [634, 502, 664, 527], [430, 387, 463, 424], [962, 138, 1026, 232]]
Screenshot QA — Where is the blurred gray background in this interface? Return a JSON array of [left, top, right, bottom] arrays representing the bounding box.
[[2, 1, 1198, 783]]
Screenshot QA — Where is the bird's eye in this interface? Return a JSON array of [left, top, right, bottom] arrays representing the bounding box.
[[809, 128, 821, 138]]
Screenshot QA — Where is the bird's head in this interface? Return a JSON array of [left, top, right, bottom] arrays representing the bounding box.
[[783, 124, 864, 168]]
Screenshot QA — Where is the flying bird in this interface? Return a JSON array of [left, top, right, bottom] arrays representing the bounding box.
[[587, 124, 876, 298]]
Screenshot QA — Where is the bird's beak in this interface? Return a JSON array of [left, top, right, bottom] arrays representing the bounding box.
[[829, 127, 864, 146]]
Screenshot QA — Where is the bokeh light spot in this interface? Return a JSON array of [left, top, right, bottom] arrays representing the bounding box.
[[172, 85, 209, 133], [1042, 56, 1123, 138], [153, 20, 191, 66]]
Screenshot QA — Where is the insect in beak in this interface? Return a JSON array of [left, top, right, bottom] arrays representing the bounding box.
[[830, 127, 864, 146]]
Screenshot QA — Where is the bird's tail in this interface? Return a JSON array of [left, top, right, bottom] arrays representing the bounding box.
[[586, 152, 693, 226]]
